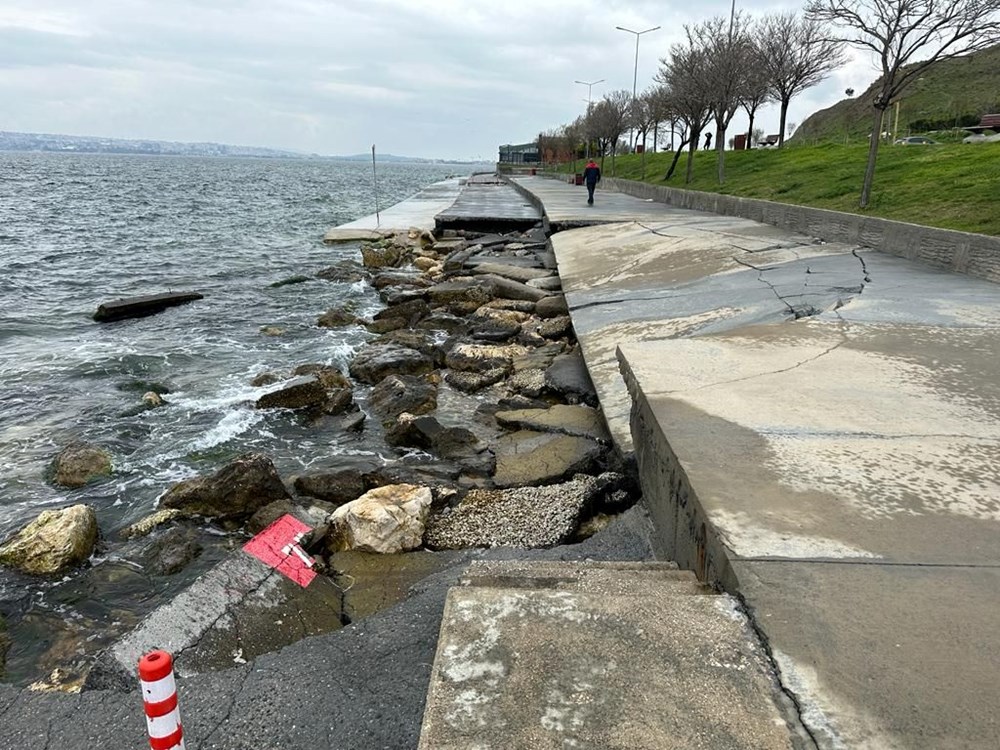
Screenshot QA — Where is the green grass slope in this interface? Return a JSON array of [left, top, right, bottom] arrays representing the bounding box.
[[796, 44, 1000, 143], [577, 141, 1000, 235]]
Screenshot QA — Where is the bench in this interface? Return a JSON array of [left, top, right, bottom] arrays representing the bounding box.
[[979, 113, 1000, 130]]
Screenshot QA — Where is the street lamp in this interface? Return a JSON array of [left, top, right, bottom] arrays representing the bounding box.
[[575, 78, 605, 159], [615, 25, 660, 149]]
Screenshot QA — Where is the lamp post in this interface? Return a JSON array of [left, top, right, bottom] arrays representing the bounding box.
[[575, 78, 605, 159], [615, 25, 660, 149]]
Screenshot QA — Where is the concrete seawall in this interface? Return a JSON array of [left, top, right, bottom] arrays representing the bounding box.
[[597, 176, 1000, 284]]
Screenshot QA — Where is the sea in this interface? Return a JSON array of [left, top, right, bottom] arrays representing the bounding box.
[[0, 151, 474, 685]]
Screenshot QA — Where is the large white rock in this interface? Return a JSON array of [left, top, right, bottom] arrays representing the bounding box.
[[326, 484, 432, 554], [0, 504, 99, 575]]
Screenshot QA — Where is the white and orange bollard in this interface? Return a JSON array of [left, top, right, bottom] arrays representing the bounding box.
[[138, 650, 185, 750]]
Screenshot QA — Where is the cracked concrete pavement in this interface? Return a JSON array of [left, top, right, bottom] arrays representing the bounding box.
[[513, 176, 1000, 748]]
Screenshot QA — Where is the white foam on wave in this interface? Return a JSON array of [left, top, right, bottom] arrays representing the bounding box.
[[190, 408, 265, 451]]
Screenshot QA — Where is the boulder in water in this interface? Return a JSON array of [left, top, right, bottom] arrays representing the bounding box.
[[294, 469, 367, 505], [51, 442, 112, 489], [119, 508, 183, 540], [143, 527, 202, 576], [255, 375, 329, 411], [349, 343, 435, 385], [159, 453, 291, 522], [370, 374, 438, 424], [0, 504, 99, 575]]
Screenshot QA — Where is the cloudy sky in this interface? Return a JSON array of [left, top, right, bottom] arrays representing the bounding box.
[[1, 0, 880, 160]]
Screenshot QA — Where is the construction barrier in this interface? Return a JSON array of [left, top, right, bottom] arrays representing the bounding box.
[[138, 650, 185, 750]]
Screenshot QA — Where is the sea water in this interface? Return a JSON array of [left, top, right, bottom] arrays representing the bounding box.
[[0, 152, 469, 683]]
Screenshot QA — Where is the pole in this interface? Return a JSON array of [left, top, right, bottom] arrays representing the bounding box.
[[616, 26, 660, 151], [575, 79, 605, 160], [371, 144, 381, 227], [139, 650, 185, 750]]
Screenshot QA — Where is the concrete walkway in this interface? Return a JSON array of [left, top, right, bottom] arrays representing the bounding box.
[[515, 176, 1000, 749], [324, 177, 464, 240]]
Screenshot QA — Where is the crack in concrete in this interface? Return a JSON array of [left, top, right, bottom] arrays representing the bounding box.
[[734, 594, 821, 749], [174, 565, 282, 663], [852, 249, 872, 288], [732, 256, 801, 318], [737, 558, 1000, 569], [196, 663, 254, 747]]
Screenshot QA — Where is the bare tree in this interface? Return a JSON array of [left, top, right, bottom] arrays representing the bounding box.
[[759, 13, 845, 149], [806, 0, 1000, 207], [630, 89, 661, 179], [740, 36, 773, 150], [688, 14, 756, 183], [657, 39, 713, 183], [588, 90, 632, 176]]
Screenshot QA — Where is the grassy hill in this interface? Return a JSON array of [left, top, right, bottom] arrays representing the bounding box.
[[567, 141, 1000, 235], [796, 44, 1000, 143]]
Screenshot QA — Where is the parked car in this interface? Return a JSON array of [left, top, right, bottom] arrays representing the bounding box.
[[894, 136, 939, 145], [963, 133, 1000, 143]]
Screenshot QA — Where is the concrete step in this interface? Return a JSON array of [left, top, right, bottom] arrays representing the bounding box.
[[459, 559, 711, 597], [419, 562, 797, 749]]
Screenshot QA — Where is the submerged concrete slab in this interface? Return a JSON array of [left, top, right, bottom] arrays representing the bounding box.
[[327, 177, 464, 237], [419, 566, 800, 749], [436, 175, 541, 232]]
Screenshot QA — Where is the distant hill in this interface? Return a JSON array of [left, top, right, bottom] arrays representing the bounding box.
[[333, 153, 486, 165], [795, 43, 1000, 143], [0, 131, 311, 158]]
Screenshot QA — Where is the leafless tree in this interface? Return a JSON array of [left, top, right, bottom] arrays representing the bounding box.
[[806, 0, 1000, 207], [740, 37, 773, 150], [630, 89, 662, 178], [588, 90, 632, 175], [759, 13, 845, 149], [688, 14, 756, 183], [656, 39, 713, 183]]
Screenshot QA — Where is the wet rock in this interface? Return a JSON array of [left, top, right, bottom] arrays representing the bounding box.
[[498, 394, 552, 411], [375, 298, 429, 326], [371, 374, 438, 423], [445, 343, 526, 373], [507, 367, 547, 398], [316, 263, 366, 283], [335, 411, 366, 433], [413, 256, 437, 272], [143, 527, 202, 576], [527, 276, 562, 292], [371, 272, 430, 291], [483, 299, 537, 314], [442, 245, 478, 272], [0, 616, 9, 679], [384, 414, 483, 461], [317, 307, 362, 328], [494, 404, 611, 443], [116, 380, 171, 396], [0, 504, 99, 575], [416, 312, 469, 335], [424, 474, 605, 549], [469, 262, 551, 284], [426, 278, 495, 315], [492, 430, 603, 488], [361, 242, 407, 269], [366, 317, 407, 334], [478, 274, 548, 303], [445, 368, 509, 393], [159, 453, 291, 522], [120, 508, 183, 540], [294, 469, 367, 506], [142, 391, 166, 407], [251, 372, 280, 388], [468, 307, 528, 342], [293, 364, 351, 390], [255, 375, 329, 410], [322, 388, 356, 416], [349, 343, 435, 385], [269, 274, 311, 288], [259, 325, 286, 337], [51, 443, 112, 489], [323, 484, 433, 554], [538, 315, 573, 339], [545, 349, 599, 405], [535, 294, 570, 318], [376, 329, 447, 365], [247, 498, 316, 535]]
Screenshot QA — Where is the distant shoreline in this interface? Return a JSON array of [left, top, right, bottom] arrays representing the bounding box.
[[0, 130, 488, 165]]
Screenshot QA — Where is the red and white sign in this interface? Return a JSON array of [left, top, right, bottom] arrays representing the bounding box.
[[243, 514, 317, 587]]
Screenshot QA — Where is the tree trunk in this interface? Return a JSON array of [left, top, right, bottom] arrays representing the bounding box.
[[641, 131, 648, 180], [653, 123, 658, 154], [747, 110, 755, 150], [860, 108, 886, 209], [778, 98, 790, 148], [685, 134, 699, 184], [716, 123, 726, 184], [664, 138, 687, 180]]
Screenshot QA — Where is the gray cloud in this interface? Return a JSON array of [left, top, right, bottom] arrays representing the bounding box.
[[0, 0, 884, 159]]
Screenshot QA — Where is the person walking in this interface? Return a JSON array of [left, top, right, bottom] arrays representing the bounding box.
[[583, 159, 601, 205]]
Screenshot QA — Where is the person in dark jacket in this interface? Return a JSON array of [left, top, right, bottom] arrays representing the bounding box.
[[583, 160, 601, 205]]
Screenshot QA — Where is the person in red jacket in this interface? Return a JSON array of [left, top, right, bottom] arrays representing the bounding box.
[[583, 159, 601, 205]]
